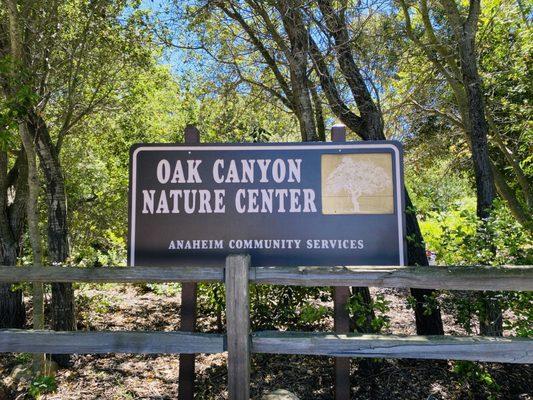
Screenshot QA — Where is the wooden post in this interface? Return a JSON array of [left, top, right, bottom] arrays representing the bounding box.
[[178, 125, 200, 400], [225, 254, 251, 400], [331, 123, 351, 400]]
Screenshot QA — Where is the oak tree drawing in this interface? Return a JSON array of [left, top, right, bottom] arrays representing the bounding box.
[[325, 156, 391, 213]]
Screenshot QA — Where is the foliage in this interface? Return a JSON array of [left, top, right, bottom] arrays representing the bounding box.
[[249, 285, 330, 330], [421, 198, 531, 336], [480, 0, 532, 183], [14, 352, 33, 365], [199, 283, 332, 331], [452, 361, 500, 400], [141, 283, 182, 297], [199, 283, 226, 332], [299, 303, 329, 326], [76, 287, 115, 329], [392, 0, 532, 229], [200, 283, 390, 333], [0, 57, 36, 150], [347, 292, 390, 332], [28, 375, 57, 399], [407, 155, 532, 335]]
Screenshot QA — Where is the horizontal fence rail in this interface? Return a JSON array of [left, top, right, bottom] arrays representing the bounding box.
[[0, 329, 224, 354], [251, 332, 533, 364], [252, 265, 533, 291], [1, 329, 531, 364], [1, 265, 532, 291], [0, 265, 225, 283]]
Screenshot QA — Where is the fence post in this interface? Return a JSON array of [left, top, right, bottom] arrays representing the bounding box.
[[178, 125, 200, 400], [331, 123, 351, 400], [225, 254, 251, 400]]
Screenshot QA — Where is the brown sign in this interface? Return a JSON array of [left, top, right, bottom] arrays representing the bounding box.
[[128, 141, 405, 266]]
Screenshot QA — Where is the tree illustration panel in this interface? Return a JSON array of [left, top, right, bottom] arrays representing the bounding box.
[[321, 153, 394, 214]]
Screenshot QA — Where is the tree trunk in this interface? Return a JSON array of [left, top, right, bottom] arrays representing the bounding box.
[[0, 238, 24, 329], [453, 0, 502, 336], [275, 0, 319, 142], [405, 192, 444, 334], [29, 111, 76, 366], [317, 0, 384, 140], [478, 294, 503, 336], [459, 38, 495, 221], [0, 284, 25, 328], [492, 164, 532, 231], [19, 122, 46, 373], [0, 152, 26, 329], [310, 84, 326, 141]]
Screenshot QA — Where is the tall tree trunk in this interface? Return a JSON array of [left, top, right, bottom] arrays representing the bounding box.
[[19, 122, 46, 373], [459, 30, 495, 222], [442, 0, 502, 336], [29, 111, 76, 365], [0, 151, 26, 328], [405, 193, 444, 334], [4, 2, 44, 374]]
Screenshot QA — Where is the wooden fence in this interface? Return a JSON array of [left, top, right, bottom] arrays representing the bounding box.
[[1, 259, 532, 400]]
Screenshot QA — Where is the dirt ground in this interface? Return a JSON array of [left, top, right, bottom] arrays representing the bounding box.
[[0, 284, 531, 399]]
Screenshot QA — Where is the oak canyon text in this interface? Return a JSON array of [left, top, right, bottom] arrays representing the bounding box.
[[141, 158, 318, 214]]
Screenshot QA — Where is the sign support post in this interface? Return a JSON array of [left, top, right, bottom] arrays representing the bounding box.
[[331, 124, 351, 400], [178, 125, 200, 400]]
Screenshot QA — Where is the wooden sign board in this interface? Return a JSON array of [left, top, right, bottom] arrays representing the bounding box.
[[128, 142, 405, 266]]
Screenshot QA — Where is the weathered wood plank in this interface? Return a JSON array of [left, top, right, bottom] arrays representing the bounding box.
[[2, 329, 532, 364], [1, 265, 531, 291], [251, 332, 533, 363], [251, 265, 533, 291], [0, 329, 224, 354], [0, 265, 224, 283], [226, 254, 251, 400]]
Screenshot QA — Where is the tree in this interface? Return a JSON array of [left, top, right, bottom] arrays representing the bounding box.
[[395, 0, 532, 335], [0, 0, 156, 365], [167, 0, 324, 141], [306, 0, 444, 334], [0, 149, 27, 329], [396, 0, 531, 233]]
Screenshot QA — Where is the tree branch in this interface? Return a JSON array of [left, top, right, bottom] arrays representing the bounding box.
[[309, 35, 365, 137], [217, 1, 293, 101]]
